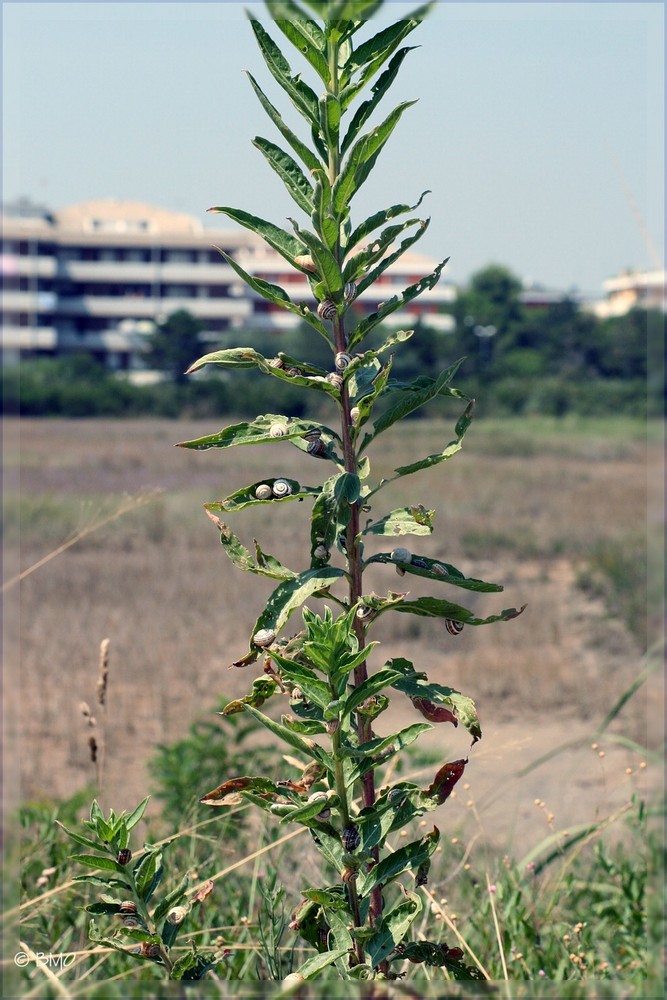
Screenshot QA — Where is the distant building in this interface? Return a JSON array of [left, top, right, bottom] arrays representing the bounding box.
[[587, 268, 666, 319], [1, 198, 456, 370]]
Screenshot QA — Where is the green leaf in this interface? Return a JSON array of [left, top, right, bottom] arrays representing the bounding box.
[[125, 798, 150, 832], [340, 46, 416, 155], [310, 472, 360, 561], [355, 218, 430, 296], [344, 216, 427, 286], [362, 505, 434, 538], [268, 649, 332, 709], [364, 891, 423, 967], [251, 567, 347, 641], [345, 723, 431, 783], [311, 167, 338, 251], [318, 94, 341, 160], [363, 552, 502, 593], [222, 677, 279, 716], [348, 257, 449, 349], [241, 704, 334, 773], [292, 947, 351, 980], [289, 219, 344, 298], [342, 667, 403, 718], [277, 793, 339, 825], [207, 205, 305, 265], [206, 478, 319, 513], [246, 72, 322, 172], [253, 137, 314, 214], [270, 2, 330, 83], [177, 414, 338, 451], [72, 874, 131, 890], [134, 850, 163, 902], [152, 873, 191, 923], [205, 516, 295, 580], [364, 361, 464, 444], [341, 4, 432, 99], [55, 821, 104, 853], [369, 398, 475, 497], [357, 827, 440, 896], [377, 596, 527, 627], [387, 657, 481, 742], [69, 854, 128, 874], [249, 17, 320, 126], [333, 101, 417, 216], [308, 820, 346, 870], [347, 191, 430, 252]]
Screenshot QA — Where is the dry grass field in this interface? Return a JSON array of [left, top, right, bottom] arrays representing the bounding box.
[[4, 414, 663, 853]]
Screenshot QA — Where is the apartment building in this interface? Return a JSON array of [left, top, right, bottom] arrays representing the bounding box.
[[1, 198, 456, 370]]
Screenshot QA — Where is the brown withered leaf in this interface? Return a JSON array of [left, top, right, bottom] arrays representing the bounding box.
[[200, 775, 277, 806], [192, 880, 214, 905], [411, 697, 458, 727], [426, 759, 467, 803]]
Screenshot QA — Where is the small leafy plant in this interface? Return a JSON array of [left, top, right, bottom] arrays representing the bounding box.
[[175, 0, 524, 983]]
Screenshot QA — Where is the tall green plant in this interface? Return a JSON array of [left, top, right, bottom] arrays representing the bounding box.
[[61, 1, 525, 984], [177, 0, 524, 982]]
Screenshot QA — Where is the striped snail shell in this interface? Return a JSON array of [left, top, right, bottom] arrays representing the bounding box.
[[341, 866, 359, 884], [390, 547, 412, 564], [411, 557, 428, 569], [253, 628, 276, 647], [313, 544, 329, 560], [255, 483, 273, 500], [303, 428, 322, 442], [268, 357, 284, 369], [431, 563, 449, 576], [356, 605, 375, 622], [344, 281, 357, 303], [116, 849, 132, 866], [307, 438, 327, 457], [334, 351, 353, 372], [325, 719, 339, 735], [395, 566, 406, 577], [269, 422, 289, 438], [285, 366, 302, 377], [445, 619, 465, 636], [317, 298, 337, 322], [119, 901, 138, 915], [325, 372, 343, 390], [122, 915, 141, 928], [350, 406, 360, 422], [272, 479, 292, 498], [342, 824, 361, 852], [140, 943, 161, 959], [166, 906, 189, 925]]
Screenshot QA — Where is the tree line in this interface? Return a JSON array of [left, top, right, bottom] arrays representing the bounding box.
[[4, 265, 661, 419]]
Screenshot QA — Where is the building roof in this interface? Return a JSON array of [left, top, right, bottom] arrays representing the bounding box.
[[53, 199, 205, 236]]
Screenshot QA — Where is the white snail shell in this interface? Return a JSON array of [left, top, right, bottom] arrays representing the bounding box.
[[255, 483, 273, 500], [325, 372, 343, 390], [272, 479, 292, 498], [356, 605, 375, 622], [269, 422, 289, 438], [350, 406, 360, 422], [254, 628, 276, 647], [313, 544, 329, 560], [390, 547, 412, 564], [317, 299, 337, 321], [167, 906, 189, 925], [334, 352, 353, 372], [445, 619, 465, 636], [344, 281, 357, 303], [294, 254, 318, 273]]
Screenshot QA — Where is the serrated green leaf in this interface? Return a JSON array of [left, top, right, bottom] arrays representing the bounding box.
[[364, 891, 423, 967], [246, 72, 322, 172], [365, 361, 464, 444], [270, 2, 330, 83], [333, 101, 416, 216], [253, 137, 314, 214], [207, 205, 305, 265], [249, 17, 319, 125], [348, 257, 449, 349], [178, 414, 338, 451], [340, 46, 416, 155], [347, 191, 430, 252]]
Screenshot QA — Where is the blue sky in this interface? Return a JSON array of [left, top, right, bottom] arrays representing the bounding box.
[[2, 1, 664, 293]]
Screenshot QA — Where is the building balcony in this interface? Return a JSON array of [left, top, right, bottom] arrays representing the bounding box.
[[0, 254, 57, 278], [1, 290, 57, 312], [1, 325, 57, 350], [55, 295, 253, 320], [58, 260, 235, 284]]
